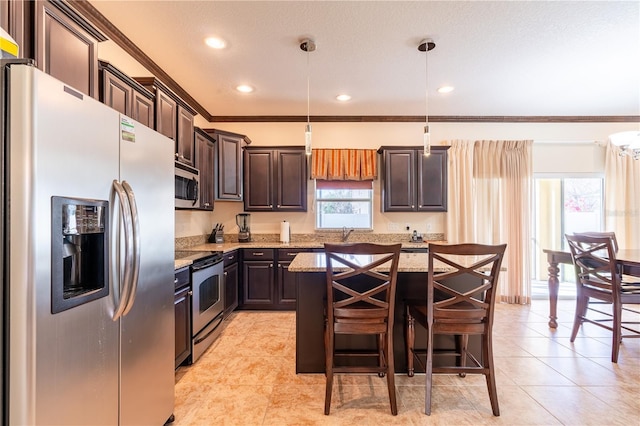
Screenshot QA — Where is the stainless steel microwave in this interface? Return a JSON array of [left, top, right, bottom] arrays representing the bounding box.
[[175, 162, 200, 209]]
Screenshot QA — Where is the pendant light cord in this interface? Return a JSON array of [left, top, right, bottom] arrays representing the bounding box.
[[307, 46, 310, 126], [424, 43, 428, 129]]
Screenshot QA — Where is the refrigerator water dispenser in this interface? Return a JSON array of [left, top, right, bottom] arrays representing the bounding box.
[[51, 196, 109, 313]]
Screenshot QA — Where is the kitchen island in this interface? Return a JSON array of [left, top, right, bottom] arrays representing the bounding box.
[[289, 252, 482, 373]]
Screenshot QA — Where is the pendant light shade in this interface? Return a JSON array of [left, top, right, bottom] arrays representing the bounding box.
[[419, 39, 435, 156], [300, 39, 316, 156]]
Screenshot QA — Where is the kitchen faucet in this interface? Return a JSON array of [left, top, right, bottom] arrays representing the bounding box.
[[341, 226, 354, 242]]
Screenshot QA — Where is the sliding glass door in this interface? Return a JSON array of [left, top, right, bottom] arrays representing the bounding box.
[[531, 176, 604, 297]]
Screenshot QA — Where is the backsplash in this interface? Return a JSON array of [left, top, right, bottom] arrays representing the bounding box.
[[175, 232, 445, 249]]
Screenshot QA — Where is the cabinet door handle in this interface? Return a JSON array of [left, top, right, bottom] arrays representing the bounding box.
[[228, 255, 234, 260], [174, 278, 178, 284], [286, 252, 297, 256], [278, 263, 282, 268], [252, 252, 264, 256], [269, 263, 273, 268], [269, 204, 273, 208], [411, 205, 415, 208], [419, 205, 422, 208], [277, 204, 281, 208], [224, 271, 228, 276], [188, 291, 193, 296]]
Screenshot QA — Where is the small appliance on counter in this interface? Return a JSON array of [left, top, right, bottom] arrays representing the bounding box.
[[236, 213, 251, 242], [410, 230, 424, 243]]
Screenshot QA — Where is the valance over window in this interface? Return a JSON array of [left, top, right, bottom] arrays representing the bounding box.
[[311, 149, 377, 181]]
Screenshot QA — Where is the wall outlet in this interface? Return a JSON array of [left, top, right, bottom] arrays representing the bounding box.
[[405, 223, 411, 231]]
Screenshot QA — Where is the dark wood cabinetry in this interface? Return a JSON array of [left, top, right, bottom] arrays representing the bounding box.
[[35, 0, 106, 98], [241, 249, 275, 307], [135, 77, 197, 166], [240, 248, 315, 310], [194, 128, 216, 210], [207, 129, 246, 201], [1, 1, 26, 58], [244, 146, 307, 212], [174, 267, 191, 369], [276, 249, 315, 308], [223, 250, 239, 316], [99, 60, 154, 127], [379, 146, 449, 212]]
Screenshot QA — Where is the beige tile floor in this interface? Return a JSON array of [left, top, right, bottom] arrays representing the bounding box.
[[172, 299, 640, 425]]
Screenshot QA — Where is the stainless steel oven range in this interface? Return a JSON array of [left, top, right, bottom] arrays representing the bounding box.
[[183, 251, 225, 363]]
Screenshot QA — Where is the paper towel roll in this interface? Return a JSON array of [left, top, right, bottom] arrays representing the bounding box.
[[280, 221, 290, 243]]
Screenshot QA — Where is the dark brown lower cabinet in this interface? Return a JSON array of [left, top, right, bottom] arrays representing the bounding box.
[[174, 267, 191, 368], [223, 251, 239, 316], [242, 249, 275, 308], [240, 248, 315, 310]]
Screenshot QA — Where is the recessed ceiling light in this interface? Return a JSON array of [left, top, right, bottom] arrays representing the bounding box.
[[437, 86, 454, 94], [205, 37, 227, 49], [336, 94, 351, 102], [236, 84, 254, 93]]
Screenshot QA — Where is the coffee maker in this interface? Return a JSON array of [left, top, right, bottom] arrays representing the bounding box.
[[236, 213, 251, 242]]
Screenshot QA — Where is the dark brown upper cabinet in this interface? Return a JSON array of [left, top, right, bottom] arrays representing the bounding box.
[[99, 60, 154, 127], [135, 77, 197, 167], [379, 146, 449, 212], [243, 146, 307, 212], [1, 0, 26, 58], [194, 128, 216, 211], [35, 0, 107, 98], [208, 129, 246, 201]]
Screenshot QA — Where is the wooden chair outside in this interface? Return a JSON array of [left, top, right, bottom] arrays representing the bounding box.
[[565, 234, 640, 363], [405, 243, 507, 416], [323, 242, 402, 416]]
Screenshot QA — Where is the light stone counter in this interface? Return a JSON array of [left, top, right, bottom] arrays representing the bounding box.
[[288, 252, 504, 273], [288, 252, 432, 273], [174, 259, 193, 270], [176, 241, 438, 271], [182, 241, 435, 254]]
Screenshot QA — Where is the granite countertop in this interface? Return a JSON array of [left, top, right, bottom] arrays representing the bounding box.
[[288, 252, 432, 273], [288, 252, 504, 273], [174, 241, 439, 270], [174, 259, 193, 270]]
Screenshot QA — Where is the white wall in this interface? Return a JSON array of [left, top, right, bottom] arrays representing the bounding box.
[[177, 121, 637, 238], [96, 39, 637, 239]]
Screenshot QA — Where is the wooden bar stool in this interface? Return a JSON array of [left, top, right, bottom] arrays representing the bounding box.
[[405, 242, 506, 416], [323, 243, 402, 415]]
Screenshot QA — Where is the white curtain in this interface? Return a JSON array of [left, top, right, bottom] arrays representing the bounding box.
[[447, 140, 533, 304], [446, 140, 474, 243], [604, 142, 640, 249]]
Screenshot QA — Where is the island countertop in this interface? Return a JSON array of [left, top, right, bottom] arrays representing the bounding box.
[[288, 252, 431, 273]]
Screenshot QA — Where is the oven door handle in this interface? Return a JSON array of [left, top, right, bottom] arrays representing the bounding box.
[[191, 259, 223, 271]]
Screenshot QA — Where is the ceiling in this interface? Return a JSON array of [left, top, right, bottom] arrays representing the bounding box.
[[88, 1, 640, 119]]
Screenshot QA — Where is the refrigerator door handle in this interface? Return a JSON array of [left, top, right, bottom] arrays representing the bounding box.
[[112, 179, 134, 321], [121, 181, 141, 316]]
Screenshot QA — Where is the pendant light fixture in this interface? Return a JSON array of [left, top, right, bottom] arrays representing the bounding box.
[[418, 39, 435, 156], [300, 38, 316, 156]]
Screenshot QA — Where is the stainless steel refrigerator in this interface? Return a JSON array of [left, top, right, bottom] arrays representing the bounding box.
[[1, 61, 175, 425]]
